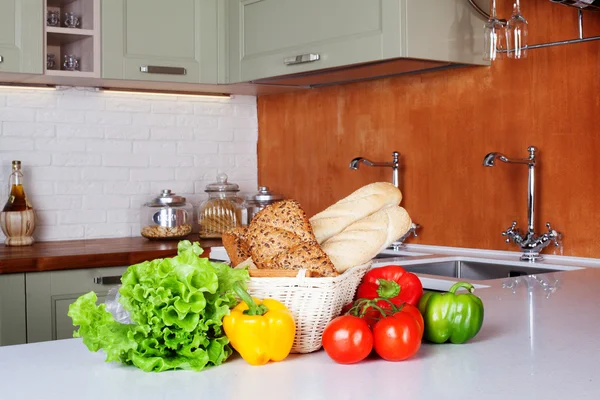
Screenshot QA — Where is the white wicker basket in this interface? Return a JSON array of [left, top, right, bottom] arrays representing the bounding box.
[[246, 262, 372, 353]]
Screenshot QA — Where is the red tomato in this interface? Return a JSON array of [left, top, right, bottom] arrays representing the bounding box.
[[399, 303, 424, 337], [373, 311, 422, 361], [322, 316, 373, 364]]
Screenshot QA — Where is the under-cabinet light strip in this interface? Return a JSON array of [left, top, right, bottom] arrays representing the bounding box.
[[0, 84, 56, 91], [101, 88, 231, 99]]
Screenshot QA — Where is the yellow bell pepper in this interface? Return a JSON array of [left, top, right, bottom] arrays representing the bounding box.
[[223, 282, 296, 366]]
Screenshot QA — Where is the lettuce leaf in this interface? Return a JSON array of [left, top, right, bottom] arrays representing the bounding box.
[[68, 241, 248, 372]]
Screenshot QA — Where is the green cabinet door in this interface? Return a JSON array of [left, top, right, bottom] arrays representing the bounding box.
[[25, 266, 128, 343], [228, 0, 403, 83], [0, 0, 43, 74], [102, 0, 225, 84], [0, 274, 27, 346]]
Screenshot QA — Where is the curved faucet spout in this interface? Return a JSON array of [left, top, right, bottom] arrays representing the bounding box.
[[349, 152, 400, 188], [483, 152, 532, 167]]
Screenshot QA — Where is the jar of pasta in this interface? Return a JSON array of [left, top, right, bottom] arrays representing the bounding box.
[[197, 173, 244, 239]]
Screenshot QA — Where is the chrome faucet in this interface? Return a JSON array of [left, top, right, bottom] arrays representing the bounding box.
[[349, 151, 420, 246], [350, 151, 399, 187], [483, 146, 562, 261]]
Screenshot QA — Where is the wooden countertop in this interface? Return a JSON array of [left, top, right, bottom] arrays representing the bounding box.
[[0, 236, 222, 275]]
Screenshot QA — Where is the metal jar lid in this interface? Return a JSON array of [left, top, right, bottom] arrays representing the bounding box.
[[245, 186, 284, 203], [205, 173, 240, 193], [146, 189, 187, 207]]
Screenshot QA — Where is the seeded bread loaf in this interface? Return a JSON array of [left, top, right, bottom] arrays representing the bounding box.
[[222, 227, 251, 267], [310, 182, 403, 244], [246, 200, 337, 277]]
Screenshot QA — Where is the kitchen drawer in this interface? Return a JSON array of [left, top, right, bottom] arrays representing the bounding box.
[[26, 266, 128, 343]]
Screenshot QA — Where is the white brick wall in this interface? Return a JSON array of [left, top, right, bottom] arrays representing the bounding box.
[[0, 87, 258, 242]]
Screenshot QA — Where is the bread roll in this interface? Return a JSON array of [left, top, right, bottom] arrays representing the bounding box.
[[322, 206, 412, 273], [222, 227, 250, 267], [310, 182, 402, 244]]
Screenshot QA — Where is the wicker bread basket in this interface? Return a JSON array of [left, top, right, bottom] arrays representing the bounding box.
[[246, 262, 372, 353]]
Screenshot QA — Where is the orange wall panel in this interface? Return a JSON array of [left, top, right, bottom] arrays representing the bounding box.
[[257, 2, 600, 257]]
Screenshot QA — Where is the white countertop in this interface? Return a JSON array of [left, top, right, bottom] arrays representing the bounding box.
[[1, 259, 600, 399]]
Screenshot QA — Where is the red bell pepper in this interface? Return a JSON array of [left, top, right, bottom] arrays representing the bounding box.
[[356, 265, 423, 306]]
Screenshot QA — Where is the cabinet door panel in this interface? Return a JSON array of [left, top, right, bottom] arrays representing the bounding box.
[[103, 0, 221, 83], [26, 267, 128, 343], [229, 0, 402, 82], [0, 0, 43, 74], [0, 274, 26, 346]]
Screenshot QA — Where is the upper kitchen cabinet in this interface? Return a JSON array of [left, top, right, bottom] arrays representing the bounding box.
[[0, 0, 43, 74], [228, 0, 488, 85], [102, 0, 226, 84]]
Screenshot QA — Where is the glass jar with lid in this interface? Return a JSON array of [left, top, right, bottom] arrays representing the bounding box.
[[198, 173, 244, 238], [140, 189, 193, 240], [243, 186, 284, 225]]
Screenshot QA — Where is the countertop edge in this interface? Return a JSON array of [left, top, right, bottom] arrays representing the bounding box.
[[0, 236, 222, 275]]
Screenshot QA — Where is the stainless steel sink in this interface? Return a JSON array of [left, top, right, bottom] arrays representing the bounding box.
[[400, 260, 564, 280]]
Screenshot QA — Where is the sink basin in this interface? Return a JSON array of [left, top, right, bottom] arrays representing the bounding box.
[[398, 260, 574, 281]]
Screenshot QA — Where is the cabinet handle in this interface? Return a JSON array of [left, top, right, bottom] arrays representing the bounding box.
[[140, 65, 186, 75], [93, 276, 122, 285], [283, 53, 320, 66], [0, 56, 3, 64]]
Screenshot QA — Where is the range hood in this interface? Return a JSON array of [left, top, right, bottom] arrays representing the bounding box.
[[250, 58, 458, 88], [233, 0, 491, 88]]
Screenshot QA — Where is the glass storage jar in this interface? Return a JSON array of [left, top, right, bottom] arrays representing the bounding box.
[[141, 190, 193, 240], [197, 173, 243, 238], [243, 186, 284, 225]]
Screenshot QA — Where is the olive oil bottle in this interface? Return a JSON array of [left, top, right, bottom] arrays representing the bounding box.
[[0, 161, 36, 246]]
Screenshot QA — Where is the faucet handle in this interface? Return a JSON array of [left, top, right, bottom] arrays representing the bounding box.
[[502, 221, 520, 243], [409, 223, 420, 238], [545, 222, 562, 247]]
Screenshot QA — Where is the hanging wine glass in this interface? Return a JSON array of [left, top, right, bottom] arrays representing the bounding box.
[[506, 0, 529, 59], [483, 0, 506, 61]]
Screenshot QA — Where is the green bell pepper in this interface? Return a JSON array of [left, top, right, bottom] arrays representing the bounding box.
[[418, 281, 484, 344]]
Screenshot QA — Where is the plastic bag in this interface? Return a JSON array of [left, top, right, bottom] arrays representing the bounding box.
[[105, 286, 132, 324]]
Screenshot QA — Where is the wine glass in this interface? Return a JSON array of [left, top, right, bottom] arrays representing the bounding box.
[[483, 0, 506, 61], [506, 0, 529, 59]]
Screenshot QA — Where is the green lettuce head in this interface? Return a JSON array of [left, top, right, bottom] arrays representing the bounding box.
[[68, 241, 248, 372]]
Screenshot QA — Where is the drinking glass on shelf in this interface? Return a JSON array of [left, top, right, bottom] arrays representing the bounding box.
[[63, 55, 80, 71], [63, 12, 81, 28], [46, 10, 60, 27], [483, 0, 506, 61], [506, 0, 528, 59], [46, 54, 56, 70]]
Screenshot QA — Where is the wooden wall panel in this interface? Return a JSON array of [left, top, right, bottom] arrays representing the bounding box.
[[257, 2, 600, 258]]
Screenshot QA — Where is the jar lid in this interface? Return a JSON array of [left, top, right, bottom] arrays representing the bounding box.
[[205, 173, 240, 193], [245, 186, 284, 202], [146, 189, 186, 206]]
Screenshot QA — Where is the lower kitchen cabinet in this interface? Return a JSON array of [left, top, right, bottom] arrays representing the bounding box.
[[25, 266, 128, 343], [0, 274, 27, 346]]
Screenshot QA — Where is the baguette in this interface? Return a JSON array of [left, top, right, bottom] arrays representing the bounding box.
[[322, 206, 412, 273], [310, 182, 402, 244]]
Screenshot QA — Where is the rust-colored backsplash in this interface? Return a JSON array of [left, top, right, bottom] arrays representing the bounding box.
[[257, 2, 600, 257]]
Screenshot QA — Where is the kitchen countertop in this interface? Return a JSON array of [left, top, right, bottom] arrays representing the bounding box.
[[0, 264, 598, 399], [0, 236, 221, 274]]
